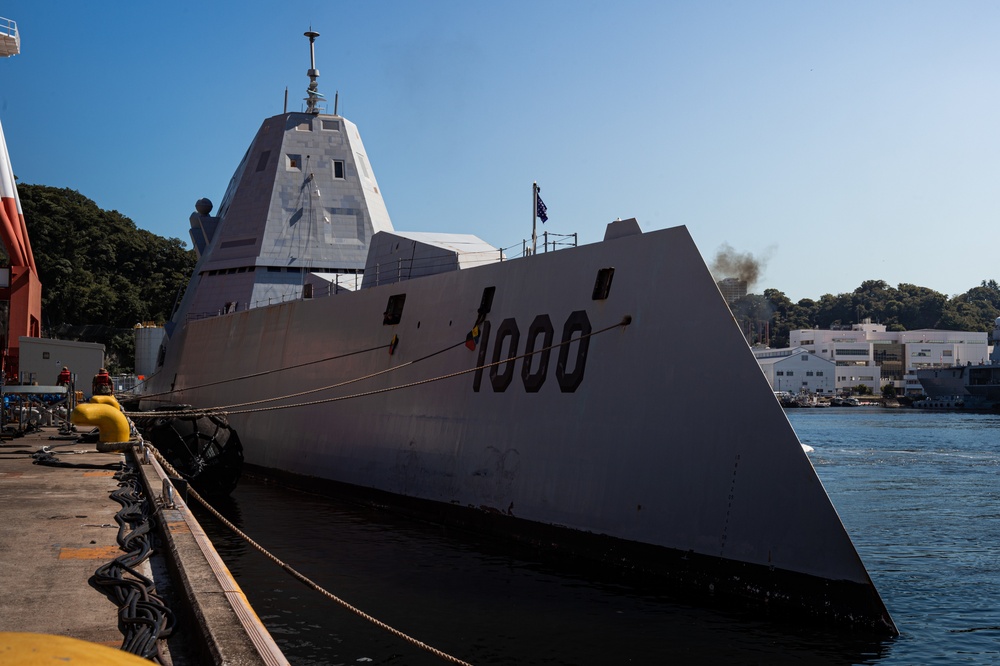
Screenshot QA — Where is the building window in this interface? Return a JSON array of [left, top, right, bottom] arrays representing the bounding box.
[[333, 160, 345, 179], [321, 119, 340, 131], [806, 371, 814, 376], [816, 371, 824, 376], [287, 154, 302, 170], [776, 371, 784, 376], [786, 371, 794, 376]]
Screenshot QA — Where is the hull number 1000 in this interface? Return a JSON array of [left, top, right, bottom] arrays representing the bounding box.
[[472, 310, 591, 393]]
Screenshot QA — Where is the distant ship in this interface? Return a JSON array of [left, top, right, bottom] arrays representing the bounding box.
[[140, 30, 895, 634], [916, 316, 1000, 410]]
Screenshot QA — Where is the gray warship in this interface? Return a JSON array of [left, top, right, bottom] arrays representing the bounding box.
[[140, 30, 896, 634]]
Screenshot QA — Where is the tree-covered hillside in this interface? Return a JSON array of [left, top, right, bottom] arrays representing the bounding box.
[[729, 279, 1000, 349], [17, 184, 196, 371]]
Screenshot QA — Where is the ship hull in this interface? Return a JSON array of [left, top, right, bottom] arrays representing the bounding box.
[[254, 460, 891, 631], [145, 225, 894, 633], [916, 364, 1000, 410]]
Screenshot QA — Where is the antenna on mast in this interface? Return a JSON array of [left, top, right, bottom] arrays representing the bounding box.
[[304, 28, 324, 115]]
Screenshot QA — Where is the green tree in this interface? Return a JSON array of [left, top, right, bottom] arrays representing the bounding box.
[[729, 293, 775, 346], [945, 281, 1000, 342], [17, 184, 196, 372]]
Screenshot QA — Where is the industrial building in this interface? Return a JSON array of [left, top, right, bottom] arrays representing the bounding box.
[[755, 319, 989, 396]]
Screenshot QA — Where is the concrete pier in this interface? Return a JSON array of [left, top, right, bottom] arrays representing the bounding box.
[[0, 427, 287, 664]]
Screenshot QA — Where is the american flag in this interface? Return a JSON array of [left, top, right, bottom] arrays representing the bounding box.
[[536, 194, 548, 223]]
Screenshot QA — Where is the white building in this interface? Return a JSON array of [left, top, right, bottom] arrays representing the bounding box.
[[754, 347, 837, 395], [18, 337, 105, 391], [785, 320, 988, 396]]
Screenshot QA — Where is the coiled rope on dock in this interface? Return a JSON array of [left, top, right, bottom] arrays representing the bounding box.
[[131, 315, 632, 420], [90, 460, 176, 663], [144, 443, 474, 666]]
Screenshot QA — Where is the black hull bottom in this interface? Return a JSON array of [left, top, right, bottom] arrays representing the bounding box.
[[244, 463, 897, 636]]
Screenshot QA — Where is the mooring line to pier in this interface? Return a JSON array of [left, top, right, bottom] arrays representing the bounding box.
[[132, 315, 632, 419], [137, 341, 393, 402], [143, 443, 474, 666], [131, 339, 470, 418]]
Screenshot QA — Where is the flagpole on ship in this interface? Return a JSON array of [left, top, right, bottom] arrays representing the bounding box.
[[531, 181, 538, 255], [531, 181, 548, 255]]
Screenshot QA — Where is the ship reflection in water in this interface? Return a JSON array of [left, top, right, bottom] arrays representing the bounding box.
[[196, 476, 889, 666]]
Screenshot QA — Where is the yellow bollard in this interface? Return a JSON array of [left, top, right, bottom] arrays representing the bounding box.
[[90, 394, 122, 411], [71, 402, 131, 452]]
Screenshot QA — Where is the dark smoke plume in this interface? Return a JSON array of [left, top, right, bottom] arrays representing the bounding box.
[[710, 244, 767, 288]]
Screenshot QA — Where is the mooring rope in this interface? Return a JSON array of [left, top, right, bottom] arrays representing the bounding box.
[[144, 444, 473, 666], [132, 315, 632, 420], [137, 341, 393, 402], [131, 339, 468, 419], [91, 460, 176, 663]]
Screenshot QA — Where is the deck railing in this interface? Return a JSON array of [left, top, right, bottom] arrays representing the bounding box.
[[185, 232, 579, 321], [0, 18, 17, 38], [0, 18, 19, 58]]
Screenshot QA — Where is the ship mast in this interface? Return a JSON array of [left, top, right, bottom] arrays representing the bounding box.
[[304, 29, 324, 115]]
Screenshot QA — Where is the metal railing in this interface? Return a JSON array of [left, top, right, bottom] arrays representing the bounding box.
[[521, 231, 578, 257], [185, 231, 579, 321], [0, 18, 17, 38], [0, 17, 19, 58]]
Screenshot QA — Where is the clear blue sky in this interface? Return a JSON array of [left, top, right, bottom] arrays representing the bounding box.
[[2, 1, 998, 302]]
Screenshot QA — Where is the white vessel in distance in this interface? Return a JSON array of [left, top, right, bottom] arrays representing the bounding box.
[[140, 30, 895, 635]]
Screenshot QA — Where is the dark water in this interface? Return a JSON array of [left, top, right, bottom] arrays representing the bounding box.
[[195, 409, 1000, 665]]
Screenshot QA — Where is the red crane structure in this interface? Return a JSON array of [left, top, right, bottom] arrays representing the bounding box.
[[0, 18, 42, 383]]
